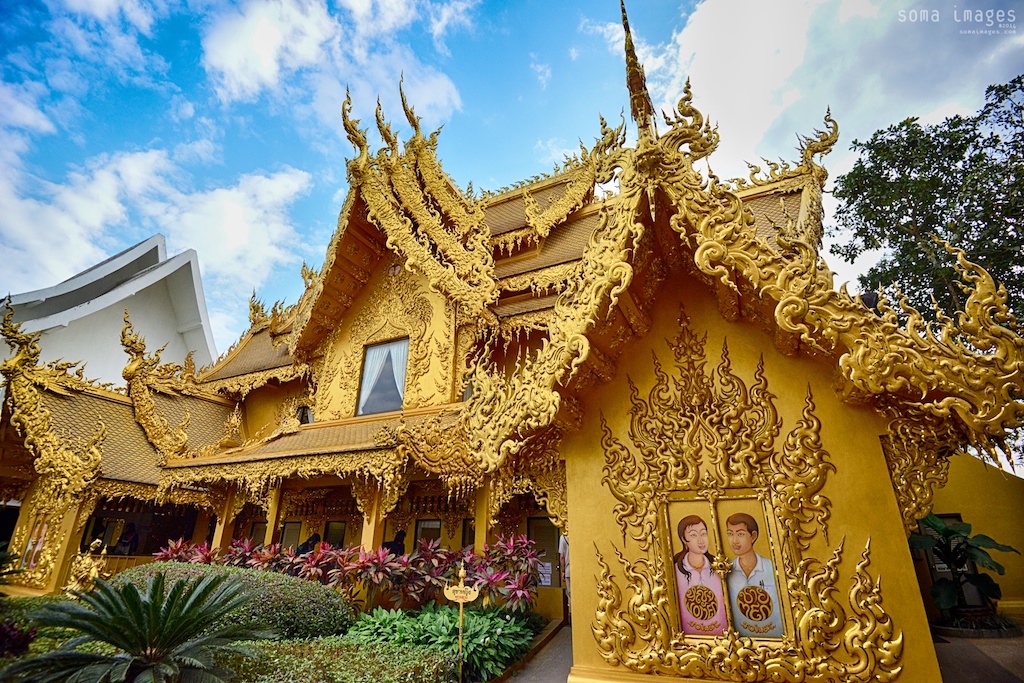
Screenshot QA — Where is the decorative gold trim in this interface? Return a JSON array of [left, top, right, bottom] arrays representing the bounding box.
[[2, 308, 104, 586], [158, 448, 409, 523], [880, 413, 955, 537], [594, 303, 902, 681], [342, 85, 499, 324]]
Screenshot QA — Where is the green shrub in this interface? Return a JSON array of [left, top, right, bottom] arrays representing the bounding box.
[[0, 574, 272, 682], [344, 603, 536, 682], [113, 562, 355, 639], [226, 637, 458, 683]]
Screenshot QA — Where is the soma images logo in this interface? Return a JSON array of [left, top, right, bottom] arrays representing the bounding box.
[[898, 6, 1017, 26]]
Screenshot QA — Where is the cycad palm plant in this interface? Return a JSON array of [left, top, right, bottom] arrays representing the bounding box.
[[0, 573, 275, 682]]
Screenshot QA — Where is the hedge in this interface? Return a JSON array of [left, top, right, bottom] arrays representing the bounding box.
[[226, 638, 459, 683], [113, 562, 355, 639]]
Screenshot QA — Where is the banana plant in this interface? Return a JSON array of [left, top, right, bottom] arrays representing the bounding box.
[[909, 513, 1019, 613]]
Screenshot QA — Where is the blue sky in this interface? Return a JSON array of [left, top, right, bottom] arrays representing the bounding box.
[[1, 0, 1021, 353]]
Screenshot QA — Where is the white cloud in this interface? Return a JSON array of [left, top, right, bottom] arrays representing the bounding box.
[[170, 94, 195, 122], [534, 137, 574, 168], [569, 47, 579, 61], [337, 0, 417, 38], [59, 0, 161, 35], [0, 81, 57, 134], [426, 0, 478, 55], [172, 139, 219, 165], [0, 145, 311, 346], [43, 2, 169, 83], [530, 53, 551, 89], [202, 0, 337, 103]]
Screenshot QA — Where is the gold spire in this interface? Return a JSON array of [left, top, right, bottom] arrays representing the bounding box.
[[621, 0, 655, 137]]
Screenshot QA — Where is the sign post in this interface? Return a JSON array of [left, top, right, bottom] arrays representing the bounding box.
[[443, 563, 480, 683]]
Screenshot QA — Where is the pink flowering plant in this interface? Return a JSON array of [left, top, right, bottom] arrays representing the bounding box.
[[154, 532, 544, 615]]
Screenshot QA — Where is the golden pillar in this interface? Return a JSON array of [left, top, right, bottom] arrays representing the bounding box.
[[473, 477, 492, 553], [263, 486, 283, 546], [359, 486, 386, 552], [210, 487, 237, 552]]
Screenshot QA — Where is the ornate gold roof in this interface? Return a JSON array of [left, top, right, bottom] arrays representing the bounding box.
[[2, 3, 1021, 518], [39, 388, 160, 485]]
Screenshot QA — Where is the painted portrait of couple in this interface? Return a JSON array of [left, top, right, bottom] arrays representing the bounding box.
[[671, 509, 783, 637]]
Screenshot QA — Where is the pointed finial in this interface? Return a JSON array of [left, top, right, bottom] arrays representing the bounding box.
[[620, 0, 655, 136]]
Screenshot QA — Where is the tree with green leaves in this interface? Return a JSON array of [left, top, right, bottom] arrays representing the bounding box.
[[909, 513, 1019, 617], [829, 74, 1023, 323], [0, 573, 275, 683]]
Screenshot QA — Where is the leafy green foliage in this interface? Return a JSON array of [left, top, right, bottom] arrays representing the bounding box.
[[114, 561, 356, 639], [344, 603, 539, 682], [829, 74, 1023, 322], [0, 573, 274, 682], [909, 513, 1020, 612], [225, 637, 459, 683]]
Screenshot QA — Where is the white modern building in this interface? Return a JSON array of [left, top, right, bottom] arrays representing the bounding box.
[[4, 235, 217, 385]]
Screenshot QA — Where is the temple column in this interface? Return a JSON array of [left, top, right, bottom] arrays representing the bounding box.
[[211, 487, 237, 552], [191, 509, 212, 544], [358, 486, 386, 552], [47, 502, 89, 593], [263, 486, 283, 547], [474, 477, 492, 554]]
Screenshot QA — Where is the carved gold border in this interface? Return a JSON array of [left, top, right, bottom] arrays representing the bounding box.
[[594, 304, 902, 681]]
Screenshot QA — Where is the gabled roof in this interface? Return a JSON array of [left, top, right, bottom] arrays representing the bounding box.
[[10, 235, 165, 318], [8, 235, 218, 378]]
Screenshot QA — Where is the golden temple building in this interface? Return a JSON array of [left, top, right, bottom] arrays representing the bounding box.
[[2, 5, 1023, 682]]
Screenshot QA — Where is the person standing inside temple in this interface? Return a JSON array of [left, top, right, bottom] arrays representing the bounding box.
[[112, 523, 139, 556], [296, 533, 320, 555], [382, 530, 406, 556]]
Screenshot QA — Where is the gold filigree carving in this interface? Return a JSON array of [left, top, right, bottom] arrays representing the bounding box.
[[498, 263, 577, 299], [2, 308, 104, 586], [397, 412, 484, 498], [594, 538, 902, 681], [880, 413, 956, 536], [159, 448, 409, 527], [201, 364, 306, 400], [120, 313, 191, 466], [594, 303, 901, 680], [342, 87, 498, 323], [327, 261, 439, 419], [652, 86, 1024, 464]]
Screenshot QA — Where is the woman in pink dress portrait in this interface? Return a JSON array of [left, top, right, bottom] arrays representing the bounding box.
[[673, 514, 726, 635]]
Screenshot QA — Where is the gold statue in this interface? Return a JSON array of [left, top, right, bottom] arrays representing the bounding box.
[[62, 539, 109, 595]]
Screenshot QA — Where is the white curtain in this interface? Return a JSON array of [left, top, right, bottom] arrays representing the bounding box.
[[390, 338, 409, 398], [357, 342, 391, 414]]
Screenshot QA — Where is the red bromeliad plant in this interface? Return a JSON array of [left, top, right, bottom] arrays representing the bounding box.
[[327, 546, 363, 602], [389, 552, 428, 608], [153, 531, 545, 615], [298, 542, 335, 584], [359, 547, 402, 611], [471, 566, 510, 608], [247, 543, 284, 572], [408, 539, 457, 606], [152, 538, 193, 562], [502, 570, 537, 614], [221, 537, 259, 567], [187, 542, 218, 564]]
